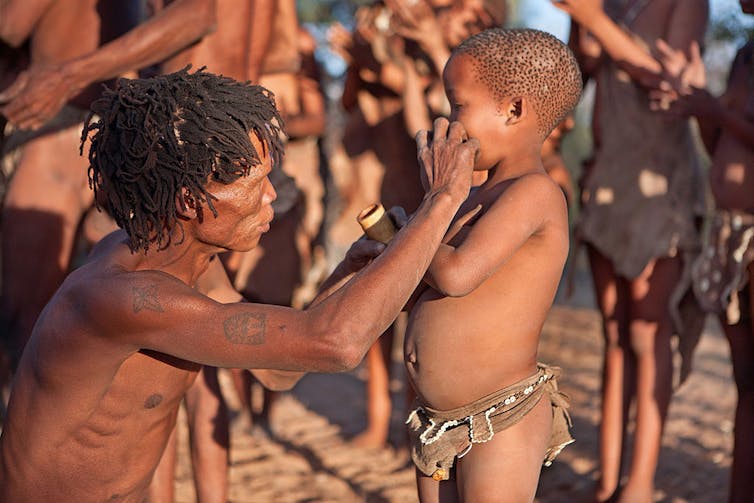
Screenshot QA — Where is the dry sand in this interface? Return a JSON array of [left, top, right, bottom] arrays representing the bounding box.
[[171, 301, 737, 502]]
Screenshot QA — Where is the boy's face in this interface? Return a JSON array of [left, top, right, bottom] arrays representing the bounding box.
[[443, 54, 506, 170], [195, 132, 277, 252]]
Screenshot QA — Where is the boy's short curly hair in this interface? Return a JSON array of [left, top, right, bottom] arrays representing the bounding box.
[[81, 66, 285, 253], [452, 28, 582, 137]]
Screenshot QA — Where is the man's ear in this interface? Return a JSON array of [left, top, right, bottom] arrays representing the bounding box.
[[175, 188, 198, 220], [498, 96, 527, 126]]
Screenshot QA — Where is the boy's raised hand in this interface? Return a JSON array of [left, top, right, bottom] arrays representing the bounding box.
[[416, 117, 478, 205]]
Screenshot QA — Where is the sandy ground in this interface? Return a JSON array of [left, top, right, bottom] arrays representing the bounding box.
[[171, 267, 738, 502]]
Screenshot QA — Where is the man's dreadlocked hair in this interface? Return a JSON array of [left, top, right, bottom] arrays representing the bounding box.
[[81, 66, 285, 252]]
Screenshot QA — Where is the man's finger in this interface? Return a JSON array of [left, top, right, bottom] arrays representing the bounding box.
[[432, 116, 449, 142], [387, 206, 409, 228], [464, 137, 481, 161], [447, 121, 468, 143], [416, 129, 428, 151]]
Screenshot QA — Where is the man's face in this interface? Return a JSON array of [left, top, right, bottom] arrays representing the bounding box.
[[195, 132, 277, 252], [444, 54, 506, 170]]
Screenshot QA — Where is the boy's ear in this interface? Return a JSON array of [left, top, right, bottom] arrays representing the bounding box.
[[175, 188, 198, 220], [498, 96, 526, 126]]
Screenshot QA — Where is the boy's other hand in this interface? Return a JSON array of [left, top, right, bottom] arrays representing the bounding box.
[[416, 118, 478, 204]]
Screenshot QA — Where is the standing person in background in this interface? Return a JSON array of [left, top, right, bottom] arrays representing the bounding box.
[[654, 3, 754, 498], [144, 2, 278, 500], [553, 1, 708, 501], [0, 0, 217, 397]]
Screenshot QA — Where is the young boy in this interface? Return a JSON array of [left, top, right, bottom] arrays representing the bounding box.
[[403, 28, 582, 501]]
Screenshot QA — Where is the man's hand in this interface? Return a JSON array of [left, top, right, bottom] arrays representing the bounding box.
[[0, 63, 81, 130], [344, 238, 387, 273], [416, 117, 478, 204]]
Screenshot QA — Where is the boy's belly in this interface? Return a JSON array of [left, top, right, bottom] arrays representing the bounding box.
[[404, 289, 542, 411]]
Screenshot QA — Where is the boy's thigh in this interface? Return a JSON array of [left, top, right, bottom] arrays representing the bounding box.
[[455, 397, 552, 503]]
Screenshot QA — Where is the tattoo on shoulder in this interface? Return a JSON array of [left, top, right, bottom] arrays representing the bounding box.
[[132, 284, 164, 313], [224, 312, 266, 345]]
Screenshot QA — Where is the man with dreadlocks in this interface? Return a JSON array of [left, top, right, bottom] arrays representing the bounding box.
[[0, 67, 477, 502]]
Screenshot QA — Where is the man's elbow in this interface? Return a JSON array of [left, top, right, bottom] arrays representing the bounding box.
[[315, 327, 367, 372]]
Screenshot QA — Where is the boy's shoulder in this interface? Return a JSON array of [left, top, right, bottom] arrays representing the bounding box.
[[476, 171, 567, 229], [491, 171, 566, 206]]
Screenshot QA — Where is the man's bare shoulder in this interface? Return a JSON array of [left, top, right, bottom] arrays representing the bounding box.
[[56, 237, 202, 339]]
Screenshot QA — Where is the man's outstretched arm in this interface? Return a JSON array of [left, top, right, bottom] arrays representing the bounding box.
[[104, 119, 477, 375]]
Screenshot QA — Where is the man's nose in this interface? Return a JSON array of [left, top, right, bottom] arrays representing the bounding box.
[[264, 177, 277, 203]]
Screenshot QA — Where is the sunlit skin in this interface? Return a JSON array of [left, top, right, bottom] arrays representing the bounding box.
[[404, 53, 570, 502], [0, 106, 476, 501]]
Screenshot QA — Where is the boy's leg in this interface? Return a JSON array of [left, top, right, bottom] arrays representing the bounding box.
[[586, 245, 633, 501], [184, 366, 230, 503], [148, 425, 179, 502], [622, 256, 682, 503], [454, 396, 552, 503]]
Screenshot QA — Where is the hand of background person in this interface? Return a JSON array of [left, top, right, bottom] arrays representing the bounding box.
[[327, 22, 354, 66], [655, 39, 706, 93], [385, 0, 445, 54], [551, 0, 604, 27], [416, 117, 478, 204], [649, 40, 708, 113], [0, 63, 83, 130], [650, 85, 721, 120]]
